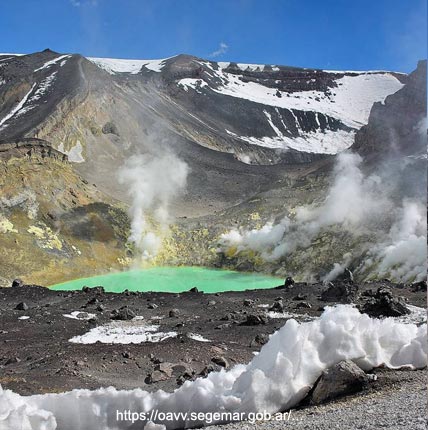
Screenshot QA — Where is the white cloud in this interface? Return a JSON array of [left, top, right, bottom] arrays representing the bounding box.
[[208, 42, 228, 58], [70, 0, 98, 7]]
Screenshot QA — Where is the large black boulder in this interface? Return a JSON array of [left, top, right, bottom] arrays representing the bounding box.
[[320, 282, 358, 303], [310, 360, 369, 405], [359, 288, 410, 317]]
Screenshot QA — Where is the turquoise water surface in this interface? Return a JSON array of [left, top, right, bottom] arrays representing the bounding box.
[[50, 266, 282, 293]]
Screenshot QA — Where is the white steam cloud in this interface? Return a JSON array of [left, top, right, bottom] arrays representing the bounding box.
[[118, 153, 188, 259], [362, 200, 427, 282], [208, 42, 229, 58], [219, 152, 427, 282]]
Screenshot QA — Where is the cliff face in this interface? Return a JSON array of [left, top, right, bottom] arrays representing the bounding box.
[[353, 60, 427, 160]]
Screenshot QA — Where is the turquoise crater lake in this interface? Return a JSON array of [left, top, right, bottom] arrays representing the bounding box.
[[50, 267, 283, 294]]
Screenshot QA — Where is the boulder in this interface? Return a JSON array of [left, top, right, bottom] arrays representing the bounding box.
[[337, 268, 354, 283], [86, 297, 99, 305], [145, 371, 169, 384], [110, 306, 136, 321], [15, 302, 29, 311], [269, 300, 284, 312], [147, 303, 158, 309], [250, 333, 269, 347], [211, 356, 229, 368], [360, 287, 410, 317], [284, 277, 295, 288], [295, 301, 312, 309], [410, 280, 427, 292], [11, 279, 24, 288], [169, 309, 179, 317], [5, 357, 21, 365], [311, 360, 369, 404], [321, 282, 358, 303], [242, 313, 268, 326]]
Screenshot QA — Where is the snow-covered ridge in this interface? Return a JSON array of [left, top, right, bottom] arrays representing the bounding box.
[[87, 56, 174, 74], [0, 306, 426, 430], [0, 53, 25, 57], [34, 54, 71, 72]]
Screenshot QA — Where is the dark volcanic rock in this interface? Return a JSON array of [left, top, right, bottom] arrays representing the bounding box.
[[243, 299, 255, 307], [250, 333, 270, 347], [12, 279, 24, 288], [269, 300, 284, 312], [293, 293, 307, 301], [360, 287, 410, 317], [284, 277, 295, 288], [337, 268, 354, 283], [310, 360, 369, 405], [110, 306, 136, 321], [15, 302, 29, 311], [320, 282, 358, 303], [169, 308, 179, 317], [353, 60, 426, 160], [147, 303, 158, 309], [102, 121, 119, 136], [211, 356, 229, 368], [295, 301, 312, 309], [411, 280, 427, 292], [5, 357, 21, 365], [242, 313, 268, 326]]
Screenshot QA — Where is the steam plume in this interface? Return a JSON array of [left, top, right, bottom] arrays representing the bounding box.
[[118, 153, 188, 259], [219, 152, 427, 282]]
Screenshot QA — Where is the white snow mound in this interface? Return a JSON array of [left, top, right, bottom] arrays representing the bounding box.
[[0, 305, 426, 430]]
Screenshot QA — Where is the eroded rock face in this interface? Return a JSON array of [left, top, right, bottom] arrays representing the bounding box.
[[353, 60, 427, 160], [310, 360, 369, 405], [359, 287, 410, 317]]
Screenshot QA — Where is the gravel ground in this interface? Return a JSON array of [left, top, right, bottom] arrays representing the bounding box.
[[210, 369, 427, 430]]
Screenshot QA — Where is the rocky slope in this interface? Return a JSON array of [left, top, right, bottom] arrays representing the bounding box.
[[0, 50, 425, 285]]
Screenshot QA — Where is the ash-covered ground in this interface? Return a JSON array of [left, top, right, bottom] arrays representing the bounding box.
[[0, 279, 425, 397]]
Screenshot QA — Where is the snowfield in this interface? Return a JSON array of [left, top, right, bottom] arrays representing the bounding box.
[[1, 305, 426, 430], [174, 59, 404, 154], [211, 70, 403, 129], [88, 57, 173, 74]]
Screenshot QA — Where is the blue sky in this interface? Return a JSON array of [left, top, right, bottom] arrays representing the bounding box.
[[0, 0, 426, 72]]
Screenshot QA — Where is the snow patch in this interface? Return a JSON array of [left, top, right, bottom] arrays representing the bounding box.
[[186, 333, 211, 342], [57, 141, 85, 163], [226, 128, 355, 154], [69, 321, 177, 344], [63, 311, 96, 320], [0, 83, 36, 131], [177, 78, 208, 93], [34, 55, 71, 72], [88, 57, 172, 74]]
